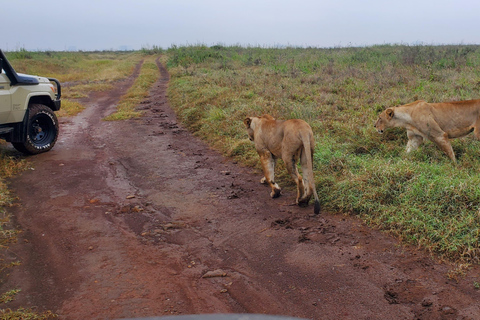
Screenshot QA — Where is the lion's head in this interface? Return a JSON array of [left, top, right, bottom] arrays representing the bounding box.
[[243, 117, 255, 141], [244, 115, 275, 142], [374, 108, 394, 134]]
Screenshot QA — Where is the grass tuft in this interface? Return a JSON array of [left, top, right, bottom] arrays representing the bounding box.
[[0, 308, 57, 319], [0, 290, 20, 304]]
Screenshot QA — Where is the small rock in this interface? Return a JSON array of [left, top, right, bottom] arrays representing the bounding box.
[[163, 223, 175, 230], [421, 298, 433, 307], [132, 205, 143, 212], [202, 269, 227, 278], [441, 306, 455, 314], [227, 192, 239, 199]]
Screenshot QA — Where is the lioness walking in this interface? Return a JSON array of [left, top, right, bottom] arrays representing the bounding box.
[[374, 99, 480, 162], [244, 114, 320, 214]]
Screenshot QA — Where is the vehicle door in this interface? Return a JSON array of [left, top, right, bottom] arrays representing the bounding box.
[[0, 64, 12, 123]]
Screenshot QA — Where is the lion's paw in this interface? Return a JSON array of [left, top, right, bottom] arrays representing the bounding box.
[[271, 188, 281, 198]]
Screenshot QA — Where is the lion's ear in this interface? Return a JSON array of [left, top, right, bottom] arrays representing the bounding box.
[[386, 108, 394, 120], [244, 117, 252, 128]]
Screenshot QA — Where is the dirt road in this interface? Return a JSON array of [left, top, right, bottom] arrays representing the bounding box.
[[1, 60, 480, 320]]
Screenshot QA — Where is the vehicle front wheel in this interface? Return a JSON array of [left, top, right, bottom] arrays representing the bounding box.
[[12, 104, 59, 155]]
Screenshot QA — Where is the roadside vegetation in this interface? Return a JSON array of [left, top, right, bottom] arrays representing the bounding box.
[[165, 44, 480, 263]]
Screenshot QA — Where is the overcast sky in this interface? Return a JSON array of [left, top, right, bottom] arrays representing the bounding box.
[[3, 0, 480, 51]]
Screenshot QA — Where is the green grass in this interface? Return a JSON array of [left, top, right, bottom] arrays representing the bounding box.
[[165, 44, 480, 263]]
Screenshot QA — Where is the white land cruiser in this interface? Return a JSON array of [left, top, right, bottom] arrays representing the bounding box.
[[0, 49, 61, 154]]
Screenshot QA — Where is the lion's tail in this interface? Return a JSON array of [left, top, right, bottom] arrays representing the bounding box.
[[302, 132, 321, 215]]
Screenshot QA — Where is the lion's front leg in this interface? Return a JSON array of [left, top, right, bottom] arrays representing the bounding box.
[[406, 130, 424, 153], [260, 152, 281, 198]]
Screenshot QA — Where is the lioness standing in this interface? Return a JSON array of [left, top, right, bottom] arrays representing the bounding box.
[[244, 114, 320, 214], [374, 99, 480, 162]]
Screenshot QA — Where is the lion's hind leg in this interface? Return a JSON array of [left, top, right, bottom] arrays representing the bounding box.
[[431, 133, 456, 162], [473, 117, 480, 140], [283, 151, 306, 206], [297, 148, 313, 207]]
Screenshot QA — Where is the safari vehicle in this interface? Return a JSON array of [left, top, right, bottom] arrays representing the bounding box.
[[0, 49, 61, 154]]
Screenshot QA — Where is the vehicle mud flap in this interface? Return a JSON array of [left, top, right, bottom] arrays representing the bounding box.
[[9, 109, 29, 143]]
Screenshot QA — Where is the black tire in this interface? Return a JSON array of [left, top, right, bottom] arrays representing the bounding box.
[[12, 104, 59, 155]]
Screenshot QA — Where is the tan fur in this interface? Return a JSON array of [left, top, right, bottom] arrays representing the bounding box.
[[374, 99, 480, 162], [244, 114, 320, 214]]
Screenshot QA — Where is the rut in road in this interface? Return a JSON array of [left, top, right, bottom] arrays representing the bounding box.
[[2, 59, 480, 320]]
